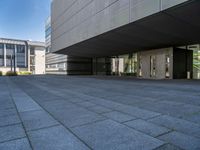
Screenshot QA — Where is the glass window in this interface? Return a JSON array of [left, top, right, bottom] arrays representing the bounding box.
[[46, 46, 51, 53], [45, 27, 51, 38], [17, 55, 25, 67], [30, 56, 35, 65], [111, 53, 137, 76], [150, 56, 156, 77], [0, 43, 4, 55], [165, 55, 170, 78], [6, 44, 15, 49], [139, 56, 142, 77], [192, 45, 200, 79], [30, 46, 35, 55], [0, 43, 3, 49], [17, 45, 25, 53]]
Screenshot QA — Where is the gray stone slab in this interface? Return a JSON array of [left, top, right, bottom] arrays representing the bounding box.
[[0, 124, 26, 143], [0, 138, 32, 150], [124, 119, 171, 137], [140, 100, 200, 118], [116, 105, 160, 119], [20, 110, 59, 131], [72, 119, 164, 150], [154, 143, 183, 150], [0, 108, 17, 117], [68, 98, 85, 103], [52, 106, 106, 128], [102, 111, 135, 123], [0, 100, 15, 110], [40, 99, 74, 110], [77, 101, 96, 107], [175, 104, 200, 118], [5, 76, 200, 150], [28, 125, 90, 150], [0, 115, 21, 127], [88, 105, 112, 114], [13, 96, 42, 112], [158, 131, 200, 150], [89, 98, 124, 109], [183, 112, 200, 125], [149, 115, 200, 138]]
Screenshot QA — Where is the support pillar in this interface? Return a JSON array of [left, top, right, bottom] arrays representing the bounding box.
[[4, 44, 6, 67], [14, 45, 17, 72]]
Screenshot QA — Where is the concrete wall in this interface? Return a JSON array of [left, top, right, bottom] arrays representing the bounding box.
[[35, 49, 45, 74], [137, 47, 173, 79], [46, 53, 92, 75], [51, 0, 188, 53]]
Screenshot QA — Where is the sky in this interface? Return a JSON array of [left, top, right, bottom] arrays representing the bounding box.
[[0, 0, 51, 42]]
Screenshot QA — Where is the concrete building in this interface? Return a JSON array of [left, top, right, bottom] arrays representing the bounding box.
[[51, 0, 200, 79], [0, 38, 45, 74], [45, 17, 93, 75]]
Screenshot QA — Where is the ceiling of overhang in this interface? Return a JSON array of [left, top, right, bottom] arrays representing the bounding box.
[[56, 0, 200, 58]]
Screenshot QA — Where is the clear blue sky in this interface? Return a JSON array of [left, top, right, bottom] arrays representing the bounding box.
[[0, 0, 51, 42]]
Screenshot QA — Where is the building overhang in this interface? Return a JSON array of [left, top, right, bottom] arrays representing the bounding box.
[[56, 0, 200, 57]]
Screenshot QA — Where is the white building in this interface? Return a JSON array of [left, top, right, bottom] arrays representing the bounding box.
[[0, 38, 45, 74]]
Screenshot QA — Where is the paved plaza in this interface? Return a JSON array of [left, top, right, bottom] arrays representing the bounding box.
[[0, 75, 200, 150]]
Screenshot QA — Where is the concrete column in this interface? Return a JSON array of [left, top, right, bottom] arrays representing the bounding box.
[[25, 45, 27, 67], [3, 44, 6, 67], [14, 44, 17, 69], [27, 46, 30, 72]]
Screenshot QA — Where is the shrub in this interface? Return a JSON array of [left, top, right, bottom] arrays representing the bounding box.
[[6, 71, 18, 76], [18, 71, 32, 75], [0, 71, 2, 76]]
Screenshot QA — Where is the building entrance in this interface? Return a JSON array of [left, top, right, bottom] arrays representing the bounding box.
[[187, 45, 200, 79], [111, 54, 137, 76]]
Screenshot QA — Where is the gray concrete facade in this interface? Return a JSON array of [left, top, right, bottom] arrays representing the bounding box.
[[51, 0, 200, 57], [50, 0, 200, 79], [45, 16, 93, 75], [137, 47, 173, 79]]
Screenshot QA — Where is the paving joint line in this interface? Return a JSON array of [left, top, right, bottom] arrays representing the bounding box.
[[6, 77, 34, 150], [0, 136, 27, 145], [11, 78, 93, 150], [26, 124, 60, 133], [0, 123, 22, 129]]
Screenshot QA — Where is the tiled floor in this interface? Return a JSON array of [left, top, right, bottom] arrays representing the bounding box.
[[0, 75, 200, 150]]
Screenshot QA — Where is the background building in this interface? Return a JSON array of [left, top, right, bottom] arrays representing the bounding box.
[[51, 0, 200, 79], [0, 38, 45, 74], [45, 17, 92, 75]]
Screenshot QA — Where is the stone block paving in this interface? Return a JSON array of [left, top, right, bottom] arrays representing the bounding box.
[[0, 76, 200, 150]]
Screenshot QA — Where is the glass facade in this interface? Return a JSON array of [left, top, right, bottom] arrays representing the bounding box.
[[0, 41, 27, 68], [165, 54, 170, 78], [193, 50, 200, 79], [17, 45, 25, 53], [150, 55, 156, 77], [6, 44, 15, 67], [45, 27, 51, 39], [16, 45, 25, 67], [110, 53, 137, 76], [0, 43, 4, 66], [187, 44, 200, 79], [93, 45, 200, 79], [30, 46, 35, 55], [46, 62, 67, 71]]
